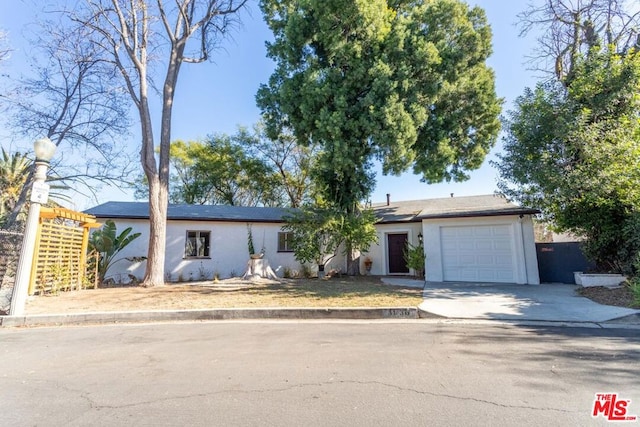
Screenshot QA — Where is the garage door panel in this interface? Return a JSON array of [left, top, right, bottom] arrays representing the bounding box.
[[493, 226, 511, 236], [458, 241, 475, 250], [459, 270, 478, 281], [477, 254, 495, 264], [441, 225, 516, 283], [494, 240, 512, 251], [495, 257, 512, 266], [460, 254, 476, 264], [473, 227, 492, 237], [476, 241, 493, 250], [496, 270, 515, 280], [478, 270, 498, 281]]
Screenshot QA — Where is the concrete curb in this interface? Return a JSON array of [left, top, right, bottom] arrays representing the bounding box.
[[416, 307, 640, 328], [2, 307, 638, 329], [603, 312, 640, 325], [420, 318, 640, 329], [0, 307, 419, 327], [417, 307, 446, 319]]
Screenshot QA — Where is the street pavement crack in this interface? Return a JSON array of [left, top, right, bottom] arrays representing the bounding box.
[[331, 380, 578, 413], [44, 379, 578, 414]]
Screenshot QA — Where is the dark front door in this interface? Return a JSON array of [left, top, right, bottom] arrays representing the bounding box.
[[387, 233, 409, 274]]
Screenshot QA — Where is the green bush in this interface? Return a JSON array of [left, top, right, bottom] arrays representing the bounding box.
[[404, 242, 425, 279], [300, 264, 314, 279], [629, 280, 640, 308]]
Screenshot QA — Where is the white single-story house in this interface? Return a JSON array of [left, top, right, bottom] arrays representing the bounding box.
[[84, 194, 540, 284]]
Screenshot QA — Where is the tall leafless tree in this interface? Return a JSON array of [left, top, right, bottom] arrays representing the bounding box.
[[0, 30, 10, 63], [70, 0, 248, 286], [2, 21, 133, 227], [519, 0, 640, 83]]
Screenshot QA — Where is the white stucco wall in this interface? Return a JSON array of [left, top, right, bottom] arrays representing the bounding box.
[[361, 222, 422, 276], [94, 219, 318, 282], [96, 214, 539, 285], [520, 215, 541, 284], [422, 215, 540, 285]]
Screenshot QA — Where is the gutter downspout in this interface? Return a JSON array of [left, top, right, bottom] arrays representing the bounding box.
[[519, 215, 530, 285]]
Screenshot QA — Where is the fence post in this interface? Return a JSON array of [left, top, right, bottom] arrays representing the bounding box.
[[27, 218, 44, 296]]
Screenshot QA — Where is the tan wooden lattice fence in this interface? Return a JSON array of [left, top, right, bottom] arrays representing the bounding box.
[[28, 207, 100, 295]]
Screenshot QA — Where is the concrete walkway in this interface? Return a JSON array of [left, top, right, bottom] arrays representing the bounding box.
[[380, 277, 426, 289], [419, 282, 639, 323]]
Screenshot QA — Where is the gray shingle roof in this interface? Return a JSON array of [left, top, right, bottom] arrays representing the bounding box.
[[369, 199, 427, 223], [84, 202, 294, 222], [372, 194, 538, 223], [85, 195, 538, 224]]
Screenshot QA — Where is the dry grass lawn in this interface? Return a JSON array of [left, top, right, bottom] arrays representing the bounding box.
[[25, 276, 424, 314]]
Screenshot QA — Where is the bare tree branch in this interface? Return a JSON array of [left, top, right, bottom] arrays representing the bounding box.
[[0, 30, 11, 63], [2, 19, 133, 227], [518, 0, 640, 82]]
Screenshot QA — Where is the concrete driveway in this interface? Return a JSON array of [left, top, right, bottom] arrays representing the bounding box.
[[418, 282, 639, 323]]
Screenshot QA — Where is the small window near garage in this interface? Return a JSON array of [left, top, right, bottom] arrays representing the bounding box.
[[278, 232, 294, 252], [185, 231, 210, 258]]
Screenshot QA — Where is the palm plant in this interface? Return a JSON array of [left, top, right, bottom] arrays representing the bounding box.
[[88, 220, 143, 284], [0, 148, 71, 227], [0, 149, 31, 222]]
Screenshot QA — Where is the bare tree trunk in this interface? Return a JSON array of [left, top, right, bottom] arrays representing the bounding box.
[[137, 45, 168, 287], [346, 243, 360, 276], [144, 175, 168, 285], [141, 40, 183, 286]]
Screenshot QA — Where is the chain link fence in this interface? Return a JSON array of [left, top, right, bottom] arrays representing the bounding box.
[[0, 227, 24, 314]]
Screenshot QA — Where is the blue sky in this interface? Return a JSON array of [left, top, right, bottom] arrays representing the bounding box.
[[0, 0, 539, 208]]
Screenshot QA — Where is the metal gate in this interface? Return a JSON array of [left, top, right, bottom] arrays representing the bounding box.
[[536, 242, 594, 284]]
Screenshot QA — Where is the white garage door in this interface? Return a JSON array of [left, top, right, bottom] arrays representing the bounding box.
[[441, 225, 516, 283]]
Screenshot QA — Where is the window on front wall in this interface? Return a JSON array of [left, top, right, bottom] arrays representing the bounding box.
[[185, 231, 210, 258], [278, 232, 294, 252]]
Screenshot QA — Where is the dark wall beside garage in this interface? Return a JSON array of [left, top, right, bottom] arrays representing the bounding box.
[[536, 242, 595, 284]]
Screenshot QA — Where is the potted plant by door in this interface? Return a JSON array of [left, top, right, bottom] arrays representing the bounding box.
[[364, 257, 373, 273]]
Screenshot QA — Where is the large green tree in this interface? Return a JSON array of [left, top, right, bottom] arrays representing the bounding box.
[[496, 48, 640, 273], [257, 0, 501, 273], [134, 125, 316, 207], [134, 137, 278, 206], [187, 134, 282, 206]]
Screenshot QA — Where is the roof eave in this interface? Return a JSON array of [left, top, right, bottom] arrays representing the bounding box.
[[375, 217, 422, 224], [418, 209, 540, 220], [88, 213, 286, 223]]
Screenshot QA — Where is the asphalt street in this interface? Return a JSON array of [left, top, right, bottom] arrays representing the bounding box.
[[1, 321, 639, 426]]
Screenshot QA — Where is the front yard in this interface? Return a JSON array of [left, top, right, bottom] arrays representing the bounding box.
[[25, 276, 424, 314]]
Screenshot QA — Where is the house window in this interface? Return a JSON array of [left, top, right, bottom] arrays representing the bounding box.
[[278, 232, 294, 252], [185, 231, 210, 258]]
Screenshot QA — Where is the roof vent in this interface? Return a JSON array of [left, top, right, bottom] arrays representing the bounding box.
[[450, 193, 454, 198], [386, 193, 390, 206]]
